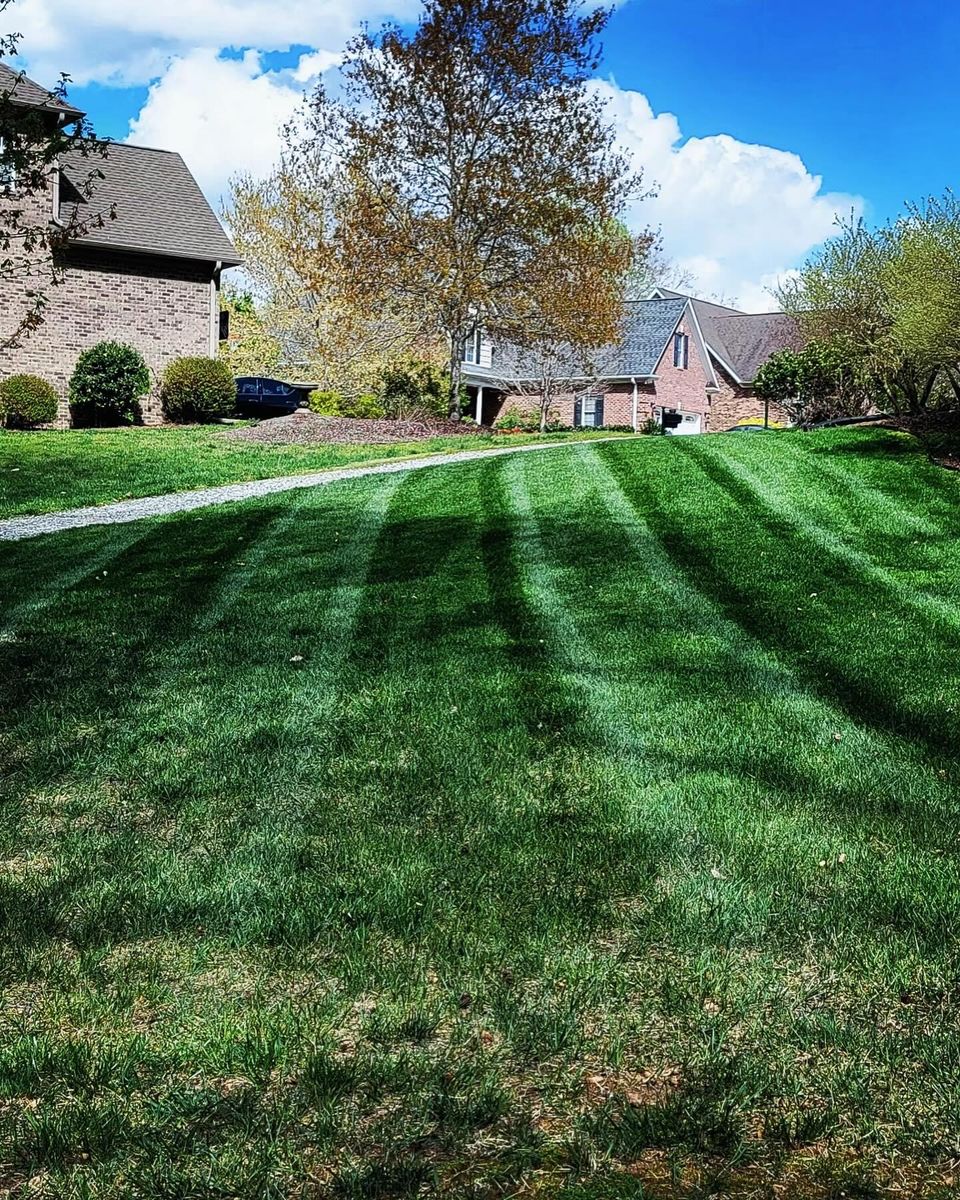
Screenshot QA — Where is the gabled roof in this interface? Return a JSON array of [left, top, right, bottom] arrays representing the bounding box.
[[709, 312, 803, 383], [0, 61, 85, 120], [59, 142, 241, 267], [653, 287, 801, 384], [485, 297, 688, 382]]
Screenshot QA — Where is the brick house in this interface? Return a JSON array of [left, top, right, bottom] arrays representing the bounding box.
[[462, 290, 801, 433], [0, 63, 240, 427]]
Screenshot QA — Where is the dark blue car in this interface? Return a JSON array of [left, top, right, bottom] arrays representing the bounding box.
[[235, 377, 315, 417]]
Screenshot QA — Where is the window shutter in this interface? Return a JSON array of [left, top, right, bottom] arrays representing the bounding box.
[[219, 310, 230, 342], [479, 335, 492, 369], [573, 396, 583, 427], [595, 395, 605, 427]]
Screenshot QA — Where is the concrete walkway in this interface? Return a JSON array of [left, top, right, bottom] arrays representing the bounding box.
[[0, 437, 635, 543]]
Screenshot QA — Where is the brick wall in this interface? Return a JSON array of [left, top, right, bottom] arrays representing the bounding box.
[[650, 317, 713, 427], [710, 364, 791, 431], [492, 316, 713, 430], [0, 244, 216, 426]]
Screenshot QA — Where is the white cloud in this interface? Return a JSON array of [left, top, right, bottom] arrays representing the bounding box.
[[125, 49, 324, 201], [10, 0, 863, 307], [596, 82, 864, 310], [12, 0, 416, 86]]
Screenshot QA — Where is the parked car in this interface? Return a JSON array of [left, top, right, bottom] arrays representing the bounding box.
[[235, 377, 316, 418]]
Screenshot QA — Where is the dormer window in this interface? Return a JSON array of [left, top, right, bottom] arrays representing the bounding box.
[[461, 327, 482, 365], [673, 332, 689, 370]]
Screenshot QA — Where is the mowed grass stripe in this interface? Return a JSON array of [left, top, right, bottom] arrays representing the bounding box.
[[0, 521, 151, 640], [1, 434, 960, 1194], [596, 439, 960, 763], [683, 436, 960, 631], [512, 445, 958, 950]]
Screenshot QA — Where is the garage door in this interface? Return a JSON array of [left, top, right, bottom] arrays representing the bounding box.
[[661, 410, 702, 436]]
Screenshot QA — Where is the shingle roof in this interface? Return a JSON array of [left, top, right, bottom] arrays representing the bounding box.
[[656, 287, 801, 383], [59, 142, 241, 266], [709, 312, 803, 383], [0, 61, 84, 119], [485, 298, 687, 382]]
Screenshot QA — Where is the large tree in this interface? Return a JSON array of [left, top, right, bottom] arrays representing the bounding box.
[[226, 163, 435, 397], [778, 194, 960, 434], [291, 0, 639, 418], [0, 0, 108, 349]]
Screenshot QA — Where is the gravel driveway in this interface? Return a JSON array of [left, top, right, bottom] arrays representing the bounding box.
[[0, 438, 627, 542]]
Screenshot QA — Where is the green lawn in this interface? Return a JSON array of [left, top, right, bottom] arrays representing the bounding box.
[[1, 427, 959, 1197], [0, 425, 623, 520]]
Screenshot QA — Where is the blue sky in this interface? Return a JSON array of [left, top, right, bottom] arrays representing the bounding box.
[[12, 0, 957, 307]]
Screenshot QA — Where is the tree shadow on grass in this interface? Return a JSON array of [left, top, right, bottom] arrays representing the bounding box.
[[601, 442, 960, 769]]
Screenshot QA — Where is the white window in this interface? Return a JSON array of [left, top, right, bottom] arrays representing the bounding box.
[[576, 393, 604, 428], [461, 328, 482, 365], [673, 332, 689, 370]]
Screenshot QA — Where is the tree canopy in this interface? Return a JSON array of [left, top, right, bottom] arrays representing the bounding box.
[[778, 192, 960, 435], [289, 0, 641, 417]]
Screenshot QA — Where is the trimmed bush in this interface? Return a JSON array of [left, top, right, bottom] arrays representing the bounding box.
[[162, 356, 236, 423], [340, 393, 386, 420], [308, 390, 386, 420], [0, 374, 58, 428], [308, 389, 344, 416], [69, 342, 150, 426], [494, 405, 539, 432]]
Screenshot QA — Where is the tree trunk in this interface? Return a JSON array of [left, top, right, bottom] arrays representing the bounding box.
[[448, 340, 463, 421]]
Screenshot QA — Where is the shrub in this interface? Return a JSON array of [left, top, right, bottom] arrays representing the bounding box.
[[161, 357, 236, 423], [308, 390, 386, 419], [69, 342, 150, 426], [381, 358, 451, 419], [340, 393, 386, 420], [0, 374, 58, 428], [639, 417, 664, 435], [308, 389, 344, 415], [494, 405, 539, 433]]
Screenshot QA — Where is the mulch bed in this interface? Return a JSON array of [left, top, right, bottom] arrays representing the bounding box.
[[225, 411, 489, 446]]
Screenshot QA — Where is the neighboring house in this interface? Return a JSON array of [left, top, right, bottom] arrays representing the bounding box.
[[462, 290, 802, 433], [0, 63, 240, 427]]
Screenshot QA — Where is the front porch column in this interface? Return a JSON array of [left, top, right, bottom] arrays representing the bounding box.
[[477, 385, 485, 427], [631, 377, 639, 430]]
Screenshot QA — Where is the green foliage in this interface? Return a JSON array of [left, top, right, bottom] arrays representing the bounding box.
[[779, 192, 960, 431], [494, 405, 541, 432], [218, 289, 283, 379], [309, 389, 387, 419], [0, 373, 58, 428], [161, 357, 236, 424], [639, 416, 664, 435], [342, 392, 387, 419], [69, 342, 150, 426], [755, 339, 870, 426], [381, 358, 450, 419], [307, 389, 344, 416]]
